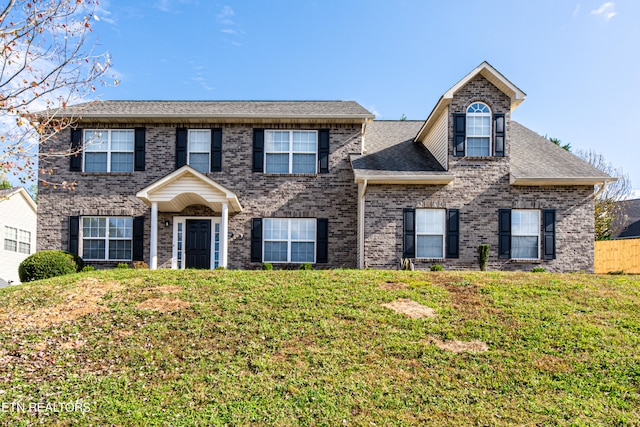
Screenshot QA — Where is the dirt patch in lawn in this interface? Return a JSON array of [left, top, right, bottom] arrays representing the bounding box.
[[135, 297, 191, 313], [428, 336, 489, 353], [379, 282, 408, 290], [148, 285, 183, 294], [382, 298, 435, 318], [0, 278, 122, 330]]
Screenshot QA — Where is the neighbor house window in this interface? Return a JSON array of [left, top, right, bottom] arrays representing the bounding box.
[[263, 218, 316, 263], [82, 217, 133, 261], [511, 210, 540, 259], [4, 226, 30, 254], [188, 129, 211, 173], [466, 102, 491, 156], [265, 130, 317, 174], [415, 209, 445, 258], [84, 130, 135, 172]]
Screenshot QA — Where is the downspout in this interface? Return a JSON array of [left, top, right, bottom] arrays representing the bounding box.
[[594, 180, 611, 199], [358, 179, 368, 269]]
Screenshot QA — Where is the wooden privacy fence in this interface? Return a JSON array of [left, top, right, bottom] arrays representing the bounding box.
[[594, 238, 640, 274]]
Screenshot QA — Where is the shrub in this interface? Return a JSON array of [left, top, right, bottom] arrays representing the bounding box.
[[116, 263, 129, 269], [607, 270, 625, 275], [300, 263, 313, 270], [531, 267, 546, 273], [215, 266, 225, 270], [478, 244, 490, 271], [81, 265, 95, 272], [133, 261, 149, 269], [65, 251, 84, 272], [430, 264, 443, 271], [262, 263, 273, 271], [18, 250, 80, 282]]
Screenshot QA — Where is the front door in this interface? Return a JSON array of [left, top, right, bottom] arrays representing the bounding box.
[[185, 219, 211, 269]]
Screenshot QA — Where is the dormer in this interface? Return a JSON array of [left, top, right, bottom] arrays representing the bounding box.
[[415, 62, 526, 169]]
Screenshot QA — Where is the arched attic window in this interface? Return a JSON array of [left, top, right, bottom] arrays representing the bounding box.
[[466, 102, 491, 156]]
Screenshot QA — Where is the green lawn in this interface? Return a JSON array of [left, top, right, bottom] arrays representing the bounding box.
[[0, 269, 639, 426]]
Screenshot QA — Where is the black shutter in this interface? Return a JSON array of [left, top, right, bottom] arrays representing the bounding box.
[[543, 209, 556, 260], [211, 128, 222, 172], [498, 209, 511, 259], [318, 129, 330, 173], [134, 127, 146, 171], [446, 209, 460, 259], [70, 129, 82, 171], [493, 114, 505, 157], [176, 128, 187, 169], [68, 216, 79, 255], [316, 218, 329, 263], [403, 208, 416, 258], [253, 129, 264, 172], [251, 218, 263, 262], [453, 113, 466, 157], [133, 216, 145, 261]]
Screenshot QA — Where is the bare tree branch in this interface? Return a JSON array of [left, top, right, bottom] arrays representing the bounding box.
[[0, 0, 115, 188]]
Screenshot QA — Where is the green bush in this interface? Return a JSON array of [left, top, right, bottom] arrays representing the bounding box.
[[478, 244, 490, 271], [300, 263, 313, 270], [214, 266, 225, 270], [531, 267, 546, 273], [18, 250, 81, 282], [262, 263, 273, 271], [81, 265, 95, 272], [116, 263, 129, 269], [65, 251, 84, 272], [430, 264, 443, 271]]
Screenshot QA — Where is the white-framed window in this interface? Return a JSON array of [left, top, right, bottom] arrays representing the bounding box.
[[4, 226, 30, 254], [188, 129, 211, 173], [84, 130, 135, 172], [511, 210, 540, 259], [263, 218, 316, 263], [466, 102, 491, 156], [416, 209, 445, 258], [81, 217, 133, 261], [265, 130, 317, 174]]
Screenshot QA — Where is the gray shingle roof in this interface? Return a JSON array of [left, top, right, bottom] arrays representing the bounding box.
[[510, 121, 612, 182], [351, 121, 447, 175], [613, 199, 640, 238], [53, 100, 374, 119]]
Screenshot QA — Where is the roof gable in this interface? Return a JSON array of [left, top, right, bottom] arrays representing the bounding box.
[[416, 61, 526, 143], [0, 187, 37, 213], [136, 166, 242, 212]]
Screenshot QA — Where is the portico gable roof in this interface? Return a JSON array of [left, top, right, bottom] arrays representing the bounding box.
[[136, 166, 242, 213]]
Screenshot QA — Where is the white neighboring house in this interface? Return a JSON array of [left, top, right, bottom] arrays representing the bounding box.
[[0, 187, 37, 286]]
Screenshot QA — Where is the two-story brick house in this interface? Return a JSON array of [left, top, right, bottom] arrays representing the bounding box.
[[37, 62, 613, 272]]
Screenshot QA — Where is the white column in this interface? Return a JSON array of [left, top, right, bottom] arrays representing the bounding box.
[[150, 202, 158, 270], [221, 202, 229, 268]]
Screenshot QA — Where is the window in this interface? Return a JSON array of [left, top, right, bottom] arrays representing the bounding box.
[[466, 102, 491, 156], [265, 130, 317, 174], [81, 217, 133, 261], [511, 210, 540, 259], [188, 130, 211, 173], [4, 226, 30, 254], [263, 218, 316, 263], [415, 209, 445, 258], [83, 130, 134, 172]]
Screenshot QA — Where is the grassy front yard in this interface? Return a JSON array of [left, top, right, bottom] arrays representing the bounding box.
[[0, 269, 639, 426]]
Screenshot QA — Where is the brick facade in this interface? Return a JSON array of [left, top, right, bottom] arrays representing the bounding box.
[[37, 123, 361, 269], [361, 75, 596, 272], [37, 72, 600, 273]]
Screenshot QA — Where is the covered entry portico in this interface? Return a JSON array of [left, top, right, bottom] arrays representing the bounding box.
[[136, 166, 242, 269]]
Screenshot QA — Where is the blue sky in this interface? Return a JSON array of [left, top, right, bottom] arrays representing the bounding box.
[[66, 0, 640, 195]]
